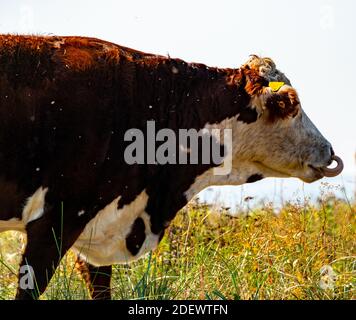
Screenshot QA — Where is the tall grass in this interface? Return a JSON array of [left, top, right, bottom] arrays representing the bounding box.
[[0, 196, 355, 300]]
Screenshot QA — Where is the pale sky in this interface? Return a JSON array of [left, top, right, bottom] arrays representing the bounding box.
[[0, 0, 355, 205]]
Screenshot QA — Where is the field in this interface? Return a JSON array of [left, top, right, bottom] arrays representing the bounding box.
[[0, 191, 355, 300]]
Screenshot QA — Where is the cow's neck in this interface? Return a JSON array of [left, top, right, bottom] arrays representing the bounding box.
[[133, 58, 251, 131], [131, 59, 255, 232]]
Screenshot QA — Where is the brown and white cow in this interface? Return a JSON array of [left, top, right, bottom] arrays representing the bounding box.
[[0, 35, 343, 299]]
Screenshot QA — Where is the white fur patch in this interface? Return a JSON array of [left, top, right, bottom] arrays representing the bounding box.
[[0, 186, 48, 233], [22, 187, 48, 224], [184, 163, 258, 202], [184, 114, 293, 202], [72, 190, 159, 266]]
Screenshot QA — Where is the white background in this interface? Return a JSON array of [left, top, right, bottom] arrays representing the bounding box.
[[0, 0, 355, 208]]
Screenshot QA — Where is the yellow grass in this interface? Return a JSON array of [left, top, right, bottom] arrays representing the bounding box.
[[0, 195, 355, 300]]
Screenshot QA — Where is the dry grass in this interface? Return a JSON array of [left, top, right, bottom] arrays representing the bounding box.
[[0, 195, 355, 300]]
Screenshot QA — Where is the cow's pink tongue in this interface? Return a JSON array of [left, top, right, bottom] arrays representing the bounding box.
[[322, 155, 344, 177]]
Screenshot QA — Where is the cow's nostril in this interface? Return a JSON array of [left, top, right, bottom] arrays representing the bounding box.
[[327, 147, 335, 166]]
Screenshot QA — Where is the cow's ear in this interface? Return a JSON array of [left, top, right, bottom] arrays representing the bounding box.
[[242, 65, 269, 96], [263, 86, 300, 122]]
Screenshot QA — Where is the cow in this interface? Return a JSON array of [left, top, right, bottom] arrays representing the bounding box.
[[0, 35, 343, 300]]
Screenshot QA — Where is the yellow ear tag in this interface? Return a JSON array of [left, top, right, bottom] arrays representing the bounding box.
[[269, 81, 285, 92]]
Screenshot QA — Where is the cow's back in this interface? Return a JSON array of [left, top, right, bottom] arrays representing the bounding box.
[[0, 35, 140, 218]]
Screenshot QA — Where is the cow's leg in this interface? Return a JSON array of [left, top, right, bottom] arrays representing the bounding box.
[[88, 265, 112, 300], [75, 256, 112, 300], [15, 202, 87, 300]]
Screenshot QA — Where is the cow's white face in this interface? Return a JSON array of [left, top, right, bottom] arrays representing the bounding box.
[[230, 55, 341, 183], [185, 56, 343, 200]]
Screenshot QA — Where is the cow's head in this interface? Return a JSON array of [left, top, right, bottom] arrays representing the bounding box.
[[228, 55, 343, 183]]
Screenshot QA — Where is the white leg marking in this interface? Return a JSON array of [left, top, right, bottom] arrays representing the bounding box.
[[22, 187, 48, 224], [0, 186, 48, 233], [72, 190, 159, 266]]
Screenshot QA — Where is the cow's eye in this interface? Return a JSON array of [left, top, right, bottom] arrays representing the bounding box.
[[265, 89, 300, 122]]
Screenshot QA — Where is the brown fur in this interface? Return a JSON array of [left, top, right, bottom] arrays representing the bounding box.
[[265, 88, 300, 122], [240, 60, 300, 123], [242, 65, 269, 96], [60, 47, 95, 71]]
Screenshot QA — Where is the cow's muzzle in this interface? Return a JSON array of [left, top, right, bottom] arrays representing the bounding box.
[[321, 155, 344, 177]]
